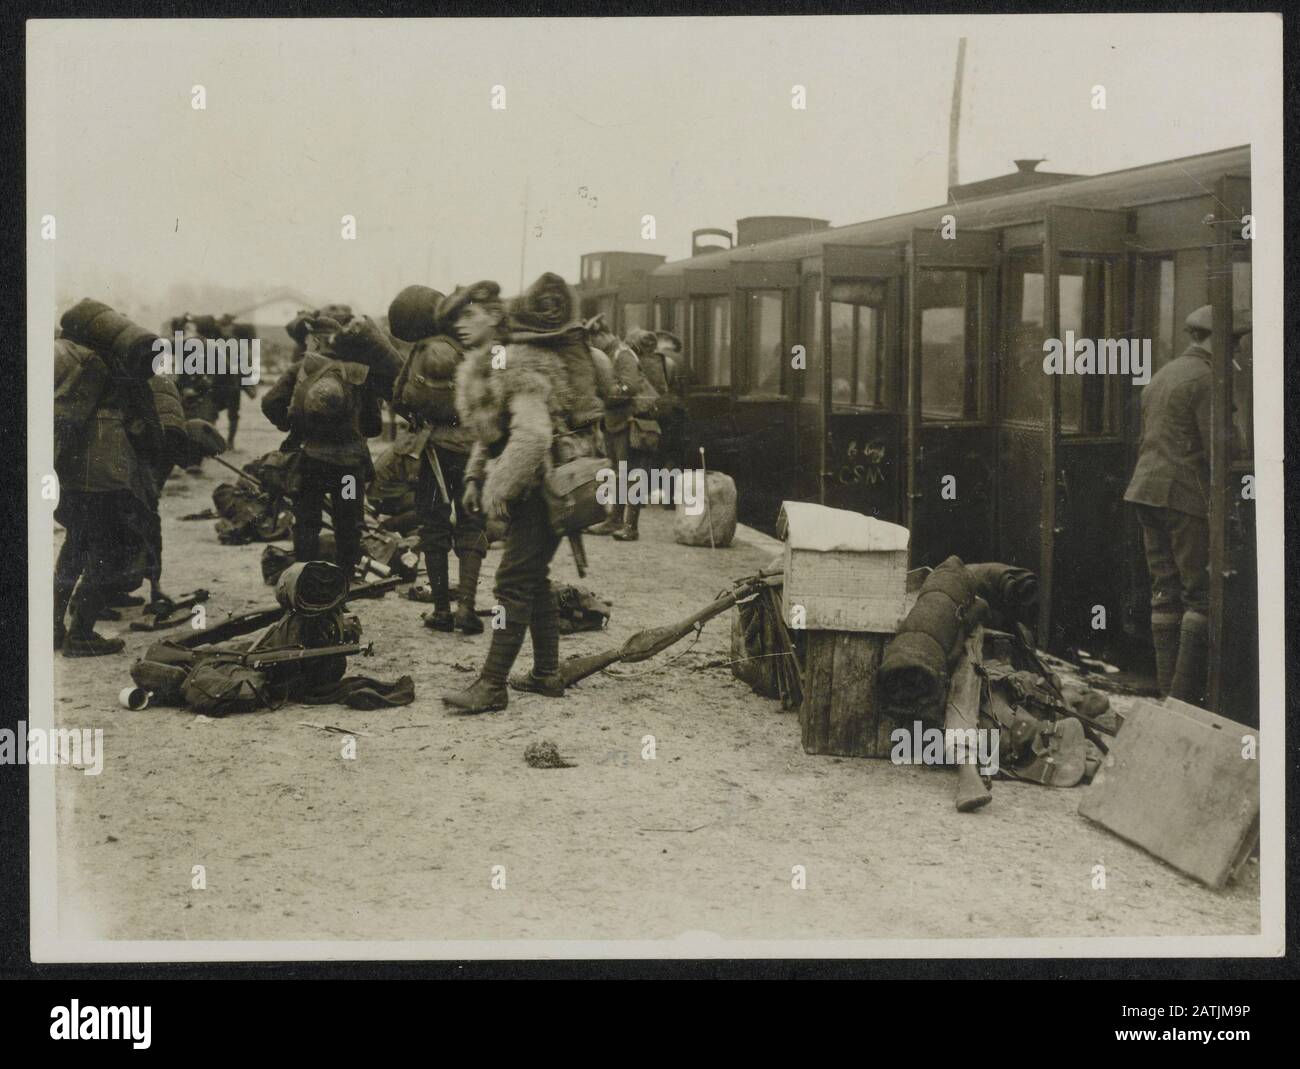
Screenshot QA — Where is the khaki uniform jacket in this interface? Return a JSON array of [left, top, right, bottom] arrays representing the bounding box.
[[1123, 343, 1212, 518], [605, 343, 658, 432]]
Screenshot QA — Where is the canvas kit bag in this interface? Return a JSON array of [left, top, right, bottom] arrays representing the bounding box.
[[627, 415, 662, 452], [542, 454, 610, 536]]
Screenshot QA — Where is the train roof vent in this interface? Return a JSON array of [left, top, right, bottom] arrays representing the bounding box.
[[692, 228, 733, 257], [734, 216, 831, 248], [947, 158, 1083, 202]]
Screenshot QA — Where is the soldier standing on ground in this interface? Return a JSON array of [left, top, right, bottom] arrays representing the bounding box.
[[1123, 304, 1216, 704], [389, 283, 491, 634], [442, 272, 602, 714]]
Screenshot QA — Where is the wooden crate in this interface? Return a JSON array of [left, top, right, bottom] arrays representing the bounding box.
[[783, 545, 909, 633], [799, 631, 905, 758], [1077, 697, 1259, 888], [778, 502, 909, 634]]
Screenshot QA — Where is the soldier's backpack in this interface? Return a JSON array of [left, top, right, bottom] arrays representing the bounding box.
[[396, 336, 461, 425], [288, 353, 370, 436], [553, 584, 613, 634], [181, 658, 280, 716], [54, 339, 109, 464]]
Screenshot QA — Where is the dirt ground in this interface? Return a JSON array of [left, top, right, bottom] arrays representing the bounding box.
[[51, 401, 1260, 947]]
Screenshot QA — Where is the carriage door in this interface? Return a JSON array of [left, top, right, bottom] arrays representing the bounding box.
[[819, 245, 906, 521], [907, 227, 999, 569], [1041, 205, 1130, 650], [731, 260, 800, 527], [1206, 176, 1255, 721]]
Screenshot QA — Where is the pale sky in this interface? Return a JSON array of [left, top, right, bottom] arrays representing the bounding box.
[[28, 14, 1280, 322]]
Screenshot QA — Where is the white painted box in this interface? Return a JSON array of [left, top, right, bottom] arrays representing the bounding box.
[[777, 502, 910, 634]]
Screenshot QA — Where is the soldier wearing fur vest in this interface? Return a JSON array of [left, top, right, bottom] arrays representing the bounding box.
[[442, 272, 604, 714]]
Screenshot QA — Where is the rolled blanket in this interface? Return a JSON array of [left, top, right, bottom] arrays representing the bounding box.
[[508, 271, 574, 334], [185, 417, 227, 457], [60, 299, 159, 378], [966, 562, 1038, 629], [149, 374, 187, 435], [319, 303, 354, 326], [388, 285, 446, 343], [334, 317, 405, 399], [261, 535, 339, 585], [60, 298, 115, 345], [274, 560, 349, 615], [878, 555, 982, 723]]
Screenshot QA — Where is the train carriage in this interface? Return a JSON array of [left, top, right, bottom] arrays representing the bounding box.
[[576, 145, 1255, 723]]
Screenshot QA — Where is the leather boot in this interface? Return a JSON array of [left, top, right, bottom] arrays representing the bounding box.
[[586, 505, 620, 536], [65, 586, 124, 657], [510, 589, 564, 697], [54, 576, 74, 651], [453, 552, 485, 634], [613, 503, 640, 541], [422, 552, 454, 631], [442, 622, 525, 712], [64, 632, 126, 658], [1150, 610, 1182, 697], [1169, 610, 1209, 706]]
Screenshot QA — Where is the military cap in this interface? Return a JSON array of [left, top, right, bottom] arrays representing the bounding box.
[[436, 281, 503, 327], [1184, 305, 1213, 333]]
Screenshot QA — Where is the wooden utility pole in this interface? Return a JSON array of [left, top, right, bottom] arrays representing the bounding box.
[[517, 176, 530, 294], [948, 38, 967, 191]]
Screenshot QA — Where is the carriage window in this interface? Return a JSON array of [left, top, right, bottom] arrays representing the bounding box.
[[741, 290, 784, 396], [919, 269, 982, 421], [690, 296, 731, 387], [622, 303, 648, 334], [1058, 257, 1115, 436], [799, 273, 822, 400], [1000, 258, 1045, 423], [583, 257, 604, 285], [1137, 257, 1176, 372], [1231, 258, 1252, 461], [829, 279, 888, 409], [653, 298, 688, 334]]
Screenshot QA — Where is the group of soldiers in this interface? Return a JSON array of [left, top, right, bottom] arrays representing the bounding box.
[[54, 305, 230, 656], [53, 273, 688, 717], [168, 312, 257, 457]]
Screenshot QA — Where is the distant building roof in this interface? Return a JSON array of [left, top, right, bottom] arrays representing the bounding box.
[[231, 288, 318, 320]]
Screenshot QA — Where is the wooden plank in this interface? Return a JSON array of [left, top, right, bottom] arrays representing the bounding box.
[[1077, 698, 1259, 888], [828, 632, 867, 754], [799, 632, 836, 754], [800, 631, 893, 758]]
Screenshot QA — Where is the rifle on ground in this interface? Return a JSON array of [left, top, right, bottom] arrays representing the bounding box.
[[199, 641, 374, 671], [947, 626, 992, 813], [129, 588, 211, 632], [558, 569, 778, 688], [568, 533, 588, 578], [348, 575, 406, 599]]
